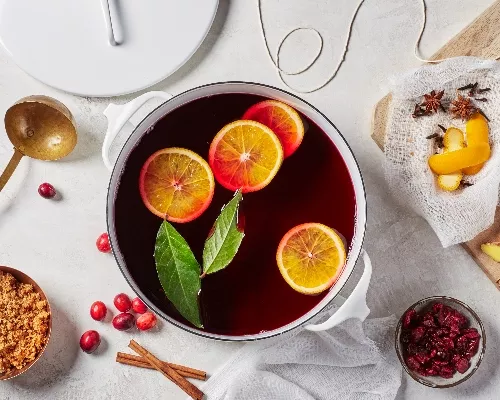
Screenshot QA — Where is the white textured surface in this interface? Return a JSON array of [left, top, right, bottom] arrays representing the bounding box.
[[0, 0, 499, 399]]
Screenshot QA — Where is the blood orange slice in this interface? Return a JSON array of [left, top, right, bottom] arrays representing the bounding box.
[[139, 148, 215, 223], [242, 100, 305, 157], [209, 120, 284, 193], [276, 223, 346, 295]]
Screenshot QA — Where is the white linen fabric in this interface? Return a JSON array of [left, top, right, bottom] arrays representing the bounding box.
[[200, 309, 401, 400], [385, 57, 500, 247]]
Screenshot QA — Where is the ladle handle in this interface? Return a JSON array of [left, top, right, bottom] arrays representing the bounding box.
[[0, 149, 24, 192], [304, 250, 372, 331], [102, 91, 173, 171]]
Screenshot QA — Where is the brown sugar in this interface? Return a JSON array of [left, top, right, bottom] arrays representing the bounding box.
[[0, 271, 50, 374]]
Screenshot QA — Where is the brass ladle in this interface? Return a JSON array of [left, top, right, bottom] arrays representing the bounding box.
[[0, 96, 77, 192]]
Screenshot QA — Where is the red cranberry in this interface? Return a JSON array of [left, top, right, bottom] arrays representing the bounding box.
[[411, 326, 426, 342], [112, 312, 135, 331], [455, 357, 469, 374], [96, 233, 111, 253], [131, 297, 147, 314], [136, 312, 157, 331], [406, 356, 421, 371], [80, 330, 101, 353], [439, 365, 455, 378], [401, 302, 480, 380], [38, 183, 56, 199], [90, 301, 107, 321], [114, 293, 132, 312], [403, 309, 417, 329]]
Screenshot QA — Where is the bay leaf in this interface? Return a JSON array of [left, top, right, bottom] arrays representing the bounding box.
[[154, 221, 203, 328], [203, 190, 244, 275]]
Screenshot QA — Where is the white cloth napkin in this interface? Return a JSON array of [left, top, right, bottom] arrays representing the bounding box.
[[385, 57, 500, 247], [200, 309, 401, 400]]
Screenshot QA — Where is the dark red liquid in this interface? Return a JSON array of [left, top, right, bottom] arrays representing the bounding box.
[[113, 93, 356, 336]]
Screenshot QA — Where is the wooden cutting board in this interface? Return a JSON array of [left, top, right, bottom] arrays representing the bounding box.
[[371, 0, 500, 289]]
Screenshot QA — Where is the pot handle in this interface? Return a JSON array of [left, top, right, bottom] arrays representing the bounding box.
[[102, 91, 173, 170], [304, 250, 372, 332]]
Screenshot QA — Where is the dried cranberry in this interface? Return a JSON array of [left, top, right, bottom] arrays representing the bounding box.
[[411, 326, 426, 342], [407, 343, 419, 355], [400, 301, 480, 380], [439, 366, 455, 379], [434, 327, 449, 337], [415, 353, 430, 364], [461, 328, 480, 339], [403, 309, 417, 329], [442, 337, 454, 350], [456, 335, 469, 351], [406, 356, 421, 371], [455, 357, 469, 374], [466, 339, 480, 356], [432, 302, 444, 314], [422, 312, 437, 327]]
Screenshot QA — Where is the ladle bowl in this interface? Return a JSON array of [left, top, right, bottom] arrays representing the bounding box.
[[0, 95, 77, 191]]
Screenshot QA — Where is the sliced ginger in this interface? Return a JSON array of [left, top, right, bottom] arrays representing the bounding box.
[[437, 127, 465, 191], [463, 113, 490, 175], [429, 142, 490, 175], [481, 242, 500, 262]]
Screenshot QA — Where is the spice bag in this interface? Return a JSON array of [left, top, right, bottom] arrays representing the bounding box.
[[385, 57, 500, 247]]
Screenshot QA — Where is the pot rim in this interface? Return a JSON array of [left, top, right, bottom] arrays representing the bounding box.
[[106, 81, 367, 341]]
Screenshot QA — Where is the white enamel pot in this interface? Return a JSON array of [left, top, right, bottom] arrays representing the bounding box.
[[104, 82, 370, 341]]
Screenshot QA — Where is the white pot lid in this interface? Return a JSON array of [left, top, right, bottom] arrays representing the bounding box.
[[0, 0, 218, 96]]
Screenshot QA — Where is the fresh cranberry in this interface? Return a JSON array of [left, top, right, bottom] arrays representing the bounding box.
[[131, 297, 147, 314], [90, 301, 107, 321], [112, 312, 135, 331], [136, 312, 157, 331], [38, 183, 57, 199], [80, 330, 101, 353], [96, 233, 111, 253], [114, 293, 132, 312]]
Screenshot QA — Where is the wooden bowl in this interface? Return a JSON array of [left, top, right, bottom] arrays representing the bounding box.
[[0, 266, 52, 380]]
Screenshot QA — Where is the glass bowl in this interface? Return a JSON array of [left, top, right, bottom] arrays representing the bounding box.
[[394, 296, 486, 388]]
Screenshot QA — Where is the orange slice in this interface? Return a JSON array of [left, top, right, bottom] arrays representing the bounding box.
[[139, 148, 215, 223], [242, 100, 305, 157], [209, 120, 284, 193], [463, 113, 490, 175], [276, 223, 346, 295]]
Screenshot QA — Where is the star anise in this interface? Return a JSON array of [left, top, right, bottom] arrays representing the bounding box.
[[421, 90, 445, 113], [449, 94, 477, 121]]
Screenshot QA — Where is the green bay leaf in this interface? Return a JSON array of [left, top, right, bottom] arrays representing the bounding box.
[[154, 221, 203, 328], [203, 189, 244, 275]]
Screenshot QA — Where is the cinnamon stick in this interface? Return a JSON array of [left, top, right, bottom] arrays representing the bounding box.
[[129, 340, 204, 400], [116, 352, 206, 380]]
